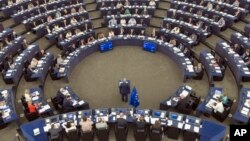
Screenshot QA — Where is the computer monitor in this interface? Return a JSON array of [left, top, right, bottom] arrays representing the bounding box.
[[154, 111, 161, 117]]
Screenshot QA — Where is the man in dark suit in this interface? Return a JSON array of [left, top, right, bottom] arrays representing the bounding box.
[[56, 91, 65, 105], [62, 95, 75, 112], [116, 113, 128, 128], [119, 78, 130, 102]]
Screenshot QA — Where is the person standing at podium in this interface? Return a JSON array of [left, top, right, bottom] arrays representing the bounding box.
[[119, 78, 130, 102]]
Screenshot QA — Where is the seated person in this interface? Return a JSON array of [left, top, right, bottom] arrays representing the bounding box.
[[62, 95, 75, 111], [242, 49, 250, 63], [55, 91, 65, 106], [108, 30, 115, 37], [150, 120, 163, 133], [124, 9, 131, 16], [220, 94, 229, 105], [55, 11, 61, 18], [151, 28, 156, 38], [128, 17, 136, 25], [117, 113, 128, 128], [36, 49, 45, 60], [149, 0, 156, 6], [75, 29, 83, 35], [80, 116, 93, 132], [116, 1, 123, 9], [62, 121, 77, 133], [207, 2, 213, 10], [119, 27, 125, 35], [49, 123, 62, 139], [171, 27, 180, 34], [70, 17, 78, 25], [87, 36, 95, 43], [23, 89, 32, 102], [109, 16, 117, 26], [139, 30, 145, 36], [232, 44, 244, 56], [53, 25, 61, 32], [120, 18, 126, 26], [71, 8, 77, 14], [135, 116, 146, 130], [212, 99, 225, 113], [169, 39, 177, 46], [233, 0, 240, 7], [30, 58, 38, 69], [95, 117, 108, 130], [56, 54, 63, 68], [8, 0, 13, 6], [98, 32, 105, 39], [218, 17, 226, 28], [27, 102, 37, 113], [129, 29, 134, 36], [78, 6, 86, 12], [66, 31, 72, 39]]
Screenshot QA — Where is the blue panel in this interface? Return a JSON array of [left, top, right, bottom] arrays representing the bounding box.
[[99, 41, 113, 52], [143, 41, 157, 53]]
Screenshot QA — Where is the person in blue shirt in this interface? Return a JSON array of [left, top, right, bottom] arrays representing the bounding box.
[[220, 95, 228, 105]]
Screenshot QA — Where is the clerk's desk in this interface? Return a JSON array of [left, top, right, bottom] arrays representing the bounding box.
[[57, 35, 196, 82], [33, 108, 227, 141]]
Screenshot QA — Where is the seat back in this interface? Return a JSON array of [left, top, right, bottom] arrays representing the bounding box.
[[134, 128, 147, 141], [115, 125, 128, 141], [81, 130, 94, 141], [96, 128, 109, 141], [150, 129, 162, 141]]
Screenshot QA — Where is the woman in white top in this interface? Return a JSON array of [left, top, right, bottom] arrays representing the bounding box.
[[149, 0, 156, 6], [108, 30, 115, 37], [120, 18, 127, 26], [56, 54, 63, 68], [66, 31, 72, 39], [70, 17, 78, 25], [24, 89, 32, 102], [172, 27, 180, 34], [30, 58, 38, 69]]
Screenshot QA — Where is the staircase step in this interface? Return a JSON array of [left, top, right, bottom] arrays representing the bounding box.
[[88, 11, 101, 19], [154, 9, 166, 18], [86, 3, 97, 11], [92, 18, 104, 29], [158, 1, 170, 10], [150, 17, 163, 27]]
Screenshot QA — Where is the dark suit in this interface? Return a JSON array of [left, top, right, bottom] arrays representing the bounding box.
[[117, 117, 128, 128], [119, 81, 130, 102], [136, 120, 147, 129], [56, 92, 65, 105], [62, 98, 74, 112]]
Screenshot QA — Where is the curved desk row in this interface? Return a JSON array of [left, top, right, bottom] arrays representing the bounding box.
[[45, 20, 92, 43], [23, 2, 86, 30], [231, 32, 250, 50], [163, 17, 209, 42], [0, 36, 24, 64], [59, 30, 95, 51], [232, 87, 250, 124], [167, 9, 221, 34], [0, 87, 18, 125], [33, 11, 89, 37], [56, 35, 196, 82], [20, 108, 227, 141], [100, 5, 156, 16], [3, 44, 39, 84], [199, 50, 224, 82], [96, 0, 159, 9], [215, 41, 250, 85], [1, 0, 39, 17], [159, 28, 195, 48], [0, 28, 13, 40], [108, 24, 146, 35], [11, 0, 69, 24], [203, 0, 248, 19], [105, 14, 151, 26], [170, 0, 237, 27]]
